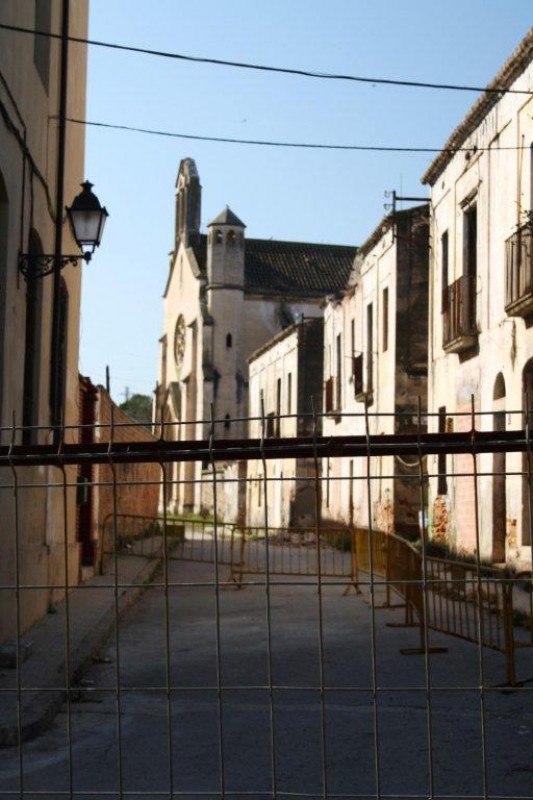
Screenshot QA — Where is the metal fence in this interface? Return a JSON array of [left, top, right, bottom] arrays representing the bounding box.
[[1, 411, 533, 799]]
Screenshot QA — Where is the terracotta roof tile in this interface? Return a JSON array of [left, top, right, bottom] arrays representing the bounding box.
[[243, 238, 356, 296]]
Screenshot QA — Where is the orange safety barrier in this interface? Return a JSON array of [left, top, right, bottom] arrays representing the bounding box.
[[353, 528, 533, 686]]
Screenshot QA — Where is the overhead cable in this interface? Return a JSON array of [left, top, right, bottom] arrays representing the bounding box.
[[67, 117, 533, 153], [1, 22, 532, 96]]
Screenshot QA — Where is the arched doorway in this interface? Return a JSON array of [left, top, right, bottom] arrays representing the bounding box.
[[492, 374, 506, 562], [522, 361, 533, 547]]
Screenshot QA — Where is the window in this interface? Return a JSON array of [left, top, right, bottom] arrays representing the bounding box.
[[366, 304, 373, 393], [227, 230, 236, 245], [34, 0, 52, 91], [226, 333, 232, 349], [441, 231, 449, 312], [463, 204, 477, 327], [382, 287, 389, 352], [276, 378, 281, 437], [324, 376, 334, 413], [224, 414, 231, 432], [215, 230, 223, 244], [266, 413, 276, 438], [353, 354, 364, 397], [287, 373, 292, 416], [160, 335, 167, 386], [336, 334, 342, 408], [530, 144, 533, 213]]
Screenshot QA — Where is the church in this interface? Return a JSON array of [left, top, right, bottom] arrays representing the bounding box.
[[157, 158, 356, 516]]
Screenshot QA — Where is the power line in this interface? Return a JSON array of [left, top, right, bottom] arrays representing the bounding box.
[[1, 21, 532, 97], [67, 117, 533, 153]]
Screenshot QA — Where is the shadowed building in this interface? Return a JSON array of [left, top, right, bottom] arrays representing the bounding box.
[[0, 2, 89, 641]]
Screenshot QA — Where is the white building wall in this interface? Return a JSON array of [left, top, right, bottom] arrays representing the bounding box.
[[247, 328, 300, 529], [426, 55, 533, 567], [323, 229, 397, 530]]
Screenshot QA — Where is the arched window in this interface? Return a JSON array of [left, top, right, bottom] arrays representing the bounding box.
[[215, 229, 223, 244], [226, 333, 232, 349], [0, 170, 7, 422], [227, 230, 236, 245], [34, 0, 52, 91], [493, 372, 506, 401], [492, 373, 506, 561], [50, 278, 69, 429], [224, 414, 231, 431], [523, 361, 533, 546]]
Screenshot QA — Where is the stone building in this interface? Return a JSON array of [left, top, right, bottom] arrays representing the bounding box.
[[157, 158, 355, 517], [247, 317, 325, 529], [0, 2, 89, 641], [322, 205, 429, 538], [422, 29, 533, 567]]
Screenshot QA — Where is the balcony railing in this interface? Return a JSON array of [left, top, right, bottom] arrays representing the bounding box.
[[442, 275, 477, 353], [505, 224, 533, 318]]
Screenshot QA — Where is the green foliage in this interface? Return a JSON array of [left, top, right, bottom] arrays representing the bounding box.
[[119, 394, 152, 426], [326, 530, 353, 552]]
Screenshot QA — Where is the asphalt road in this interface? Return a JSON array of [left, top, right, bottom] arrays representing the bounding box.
[[1, 556, 532, 800]]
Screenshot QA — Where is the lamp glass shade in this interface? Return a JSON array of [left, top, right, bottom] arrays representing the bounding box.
[[66, 181, 108, 253]]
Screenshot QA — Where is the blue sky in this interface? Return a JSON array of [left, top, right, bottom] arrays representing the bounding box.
[[78, 1, 533, 402]]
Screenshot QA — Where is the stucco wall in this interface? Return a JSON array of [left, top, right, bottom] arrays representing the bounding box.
[[426, 57, 533, 566], [0, 2, 89, 642]]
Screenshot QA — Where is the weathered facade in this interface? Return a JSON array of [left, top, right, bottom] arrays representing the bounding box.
[[157, 158, 355, 517], [322, 205, 429, 537], [78, 378, 161, 572], [247, 318, 325, 528], [422, 28, 533, 567], [0, 2, 89, 641]]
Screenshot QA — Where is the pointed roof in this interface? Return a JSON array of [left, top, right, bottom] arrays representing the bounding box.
[[207, 206, 246, 228]]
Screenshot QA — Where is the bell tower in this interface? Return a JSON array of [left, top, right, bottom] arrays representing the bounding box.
[[206, 207, 246, 436]]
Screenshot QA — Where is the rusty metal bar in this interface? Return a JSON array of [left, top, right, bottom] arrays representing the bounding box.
[[4, 428, 533, 467]]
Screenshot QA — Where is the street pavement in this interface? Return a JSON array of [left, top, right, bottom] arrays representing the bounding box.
[[0, 551, 162, 748], [1, 552, 533, 800]]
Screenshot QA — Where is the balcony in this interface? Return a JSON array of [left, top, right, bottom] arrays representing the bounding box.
[[505, 224, 533, 318], [442, 275, 478, 354]]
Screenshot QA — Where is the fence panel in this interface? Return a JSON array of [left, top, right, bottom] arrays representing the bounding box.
[[1, 413, 533, 800]]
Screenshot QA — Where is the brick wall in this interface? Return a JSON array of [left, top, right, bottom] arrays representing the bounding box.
[[94, 387, 160, 551], [453, 407, 477, 553]]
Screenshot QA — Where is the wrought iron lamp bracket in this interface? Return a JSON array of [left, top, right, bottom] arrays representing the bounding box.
[[18, 252, 91, 280]]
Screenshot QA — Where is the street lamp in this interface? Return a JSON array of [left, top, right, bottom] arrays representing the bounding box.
[[18, 181, 108, 279]]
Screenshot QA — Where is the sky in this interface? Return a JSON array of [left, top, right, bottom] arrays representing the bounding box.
[[78, 1, 533, 403]]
